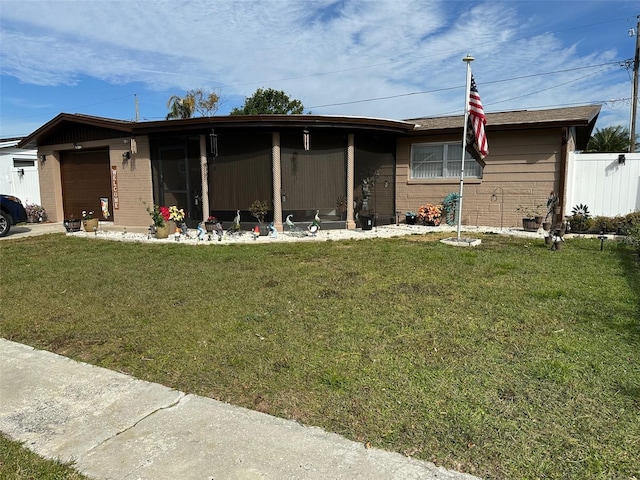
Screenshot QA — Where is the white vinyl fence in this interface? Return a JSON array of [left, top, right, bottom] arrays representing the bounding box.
[[567, 152, 640, 217]]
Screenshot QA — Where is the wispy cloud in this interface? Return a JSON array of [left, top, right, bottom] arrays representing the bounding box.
[[0, 0, 636, 134]]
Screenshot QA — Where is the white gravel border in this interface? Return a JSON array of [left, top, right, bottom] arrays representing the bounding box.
[[66, 224, 549, 245]]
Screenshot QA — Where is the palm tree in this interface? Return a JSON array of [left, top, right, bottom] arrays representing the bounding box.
[[166, 95, 195, 120], [585, 125, 637, 152]]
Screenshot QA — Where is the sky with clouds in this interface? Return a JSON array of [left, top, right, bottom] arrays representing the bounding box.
[[0, 0, 638, 138]]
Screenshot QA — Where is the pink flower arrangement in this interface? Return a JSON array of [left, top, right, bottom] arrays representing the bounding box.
[[418, 203, 443, 225]]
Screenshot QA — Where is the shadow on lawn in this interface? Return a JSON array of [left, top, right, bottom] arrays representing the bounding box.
[[613, 241, 640, 345]]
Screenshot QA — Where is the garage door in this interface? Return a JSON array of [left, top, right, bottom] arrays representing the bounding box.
[[61, 149, 111, 220]]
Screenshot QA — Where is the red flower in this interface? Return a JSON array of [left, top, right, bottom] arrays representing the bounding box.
[[159, 206, 170, 222]]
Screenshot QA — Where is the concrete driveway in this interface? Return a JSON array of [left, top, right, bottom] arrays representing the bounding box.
[[0, 222, 66, 240]]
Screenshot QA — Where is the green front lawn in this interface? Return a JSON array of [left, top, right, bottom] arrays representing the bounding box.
[[1, 233, 638, 479], [0, 434, 89, 480]]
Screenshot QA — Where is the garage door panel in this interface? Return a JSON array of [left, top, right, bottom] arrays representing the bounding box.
[[61, 149, 111, 219]]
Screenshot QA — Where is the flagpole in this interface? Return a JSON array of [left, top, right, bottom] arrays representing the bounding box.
[[457, 55, 474, 241]]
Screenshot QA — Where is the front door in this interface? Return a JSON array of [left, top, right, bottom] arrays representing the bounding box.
[[152, 137, 202, 227]]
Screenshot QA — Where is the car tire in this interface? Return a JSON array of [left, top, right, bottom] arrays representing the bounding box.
[[0, 211, 11, 237]]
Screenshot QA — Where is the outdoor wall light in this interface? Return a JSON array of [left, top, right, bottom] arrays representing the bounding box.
[[73, 143, 82, 150], [618, 154, 626, 165], [209, 129, 218, 158], [122, 151, 131, 161], [303, 129, 310, 151], [39, 154, 46, 163], [17, 168, 24, 177]]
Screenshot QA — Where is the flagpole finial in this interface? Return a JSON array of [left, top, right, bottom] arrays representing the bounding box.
[[463, 54, 474, 63]]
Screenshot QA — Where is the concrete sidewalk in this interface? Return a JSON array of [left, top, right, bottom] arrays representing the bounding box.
[[0, 339, 480, 480]]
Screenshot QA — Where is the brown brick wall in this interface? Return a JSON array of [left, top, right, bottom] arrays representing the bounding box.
[[396, 128, 563, 228], [109, 136, 154, 226], [37, 137, 154, 226], [37, 151, 64, 222]]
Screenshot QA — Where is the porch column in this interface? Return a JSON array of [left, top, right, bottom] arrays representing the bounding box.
[[346, 133, 356, 230], [199, 134, 209, 223], [272, 132, 283, 232]]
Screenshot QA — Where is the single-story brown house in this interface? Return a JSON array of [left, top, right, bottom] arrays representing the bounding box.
[[18, 104, 600, 230]]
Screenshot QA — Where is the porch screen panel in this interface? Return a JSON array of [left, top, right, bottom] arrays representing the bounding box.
[[210, 133, 272, 211], [354, 135, 397, 225], [60, 149, 111, 219], [280, 132, 346, 215]]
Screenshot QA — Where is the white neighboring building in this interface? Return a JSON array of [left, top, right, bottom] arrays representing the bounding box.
[[0, 137, 40, 205]]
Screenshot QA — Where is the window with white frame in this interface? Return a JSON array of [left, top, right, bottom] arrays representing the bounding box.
[[410, 142, 482, 179]]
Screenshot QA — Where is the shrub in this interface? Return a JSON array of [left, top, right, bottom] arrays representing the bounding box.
[[25, 203, 47, 223], [625, 210, 640, 227], [623, 212, 640, 250], [593, 215, 619, 233], [569, 204, 592, 232]]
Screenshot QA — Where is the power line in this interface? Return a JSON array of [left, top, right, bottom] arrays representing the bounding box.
[[308, 61, 624, 110]]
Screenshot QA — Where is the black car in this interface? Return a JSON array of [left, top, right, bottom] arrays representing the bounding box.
[[0, 194, 28, 237]]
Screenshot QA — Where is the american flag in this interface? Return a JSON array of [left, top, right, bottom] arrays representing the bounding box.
[[466, 75, 488, 166]]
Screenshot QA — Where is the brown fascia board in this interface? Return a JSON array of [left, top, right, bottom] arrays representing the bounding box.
[[18, 113, 412, 148], [408, 105, 601, 134], [17, 113, 134, 148], [132, 114, 415, 135]]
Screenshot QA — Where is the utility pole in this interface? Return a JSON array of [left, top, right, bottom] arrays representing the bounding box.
[[630, 15, 639, 152], [135, 94, 140, 122]]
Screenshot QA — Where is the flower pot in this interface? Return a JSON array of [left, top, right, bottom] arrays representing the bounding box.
[[553, 240, 563, 251], [405, 215, 416, 225], [205, 222, 215, 233], [542, 222, 551, 231], [544, 235, 553, 245], [64, 219, 81, 232], [522, 218, 538, 232], [534, 216, 543, 226], [155, 225, 170, 239], [83, 218, 99, 232]]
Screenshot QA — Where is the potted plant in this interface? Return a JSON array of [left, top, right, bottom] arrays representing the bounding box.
[[249, 200, 269, 235], [418, 203, 443, 226], [169, 205, 186, 235], [82, 210, 99, 233], [64, 215, 81, 232], [516, 204, 543, 231], [147, 204, 171, 238], [25, 203, 47, 223], [569, 203, 593, 233], [204, 215, 219, 233], [405, 211, 417, 225]]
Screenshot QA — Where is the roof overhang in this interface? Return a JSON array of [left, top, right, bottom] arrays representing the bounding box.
[[18, 105, 601, 151], [407, 104, 601, 150], [17, 113, 134, 149], [18, 113, 415, 148]]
